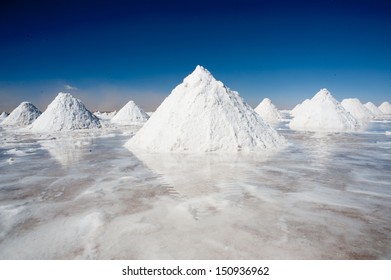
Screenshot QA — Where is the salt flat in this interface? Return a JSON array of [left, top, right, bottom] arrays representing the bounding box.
[[0, 118, 390, 259]]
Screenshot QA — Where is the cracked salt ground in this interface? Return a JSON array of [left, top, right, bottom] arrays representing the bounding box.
[[0, 118, 390, 259]]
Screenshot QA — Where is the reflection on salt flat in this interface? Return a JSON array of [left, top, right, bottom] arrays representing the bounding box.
[[131, 151, 278, 198], [39, 136, 94, 166]]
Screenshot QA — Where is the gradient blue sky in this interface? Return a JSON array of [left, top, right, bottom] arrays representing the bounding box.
[[0, 0, 390, 112]]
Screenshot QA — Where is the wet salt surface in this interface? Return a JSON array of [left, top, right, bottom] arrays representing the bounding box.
[[0, 119, 390, 259]]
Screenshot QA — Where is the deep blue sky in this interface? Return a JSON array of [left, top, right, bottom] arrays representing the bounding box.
[[0, 0, 390, 112]]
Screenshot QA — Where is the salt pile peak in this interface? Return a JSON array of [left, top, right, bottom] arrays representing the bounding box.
[[1, 102, 41, 126], [364, 102, 383, 116], [379, 101, 391, 114], [254, 98, 282, 124], [289, 88, 358, 132], [30, 92, 101, 132], [111, 100, 149, 125], [341, 98, 374, 123], [126, 65, 286, 152]]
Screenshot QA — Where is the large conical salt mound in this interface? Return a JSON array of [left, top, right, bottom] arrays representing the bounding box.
[[341, 98, 374, 123], [254, 98, 282, 124], [379, 101, 391, 114], [289, 88, 358, 132], [364, 102, 383, 116], [126, 65, 285, 152], [1, 102, 41, 127], [111, 100, 149, 125], [30, 92, 101, 132]]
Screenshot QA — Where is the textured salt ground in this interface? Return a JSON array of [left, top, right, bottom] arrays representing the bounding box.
[[0, 120, 390, 259]]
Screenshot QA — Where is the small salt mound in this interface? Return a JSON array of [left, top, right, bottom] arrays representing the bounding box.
[[379, 101, 391, 114], [364, 102, 383, 116], [126, 65, 285, 152], [291, 99, 310, 117], [289, 88, 358, 132], [1, 102, 41, 127], [111, 100, 149, 125], [30, 92, 101, 132], [254, 98, 282, 124], [0, 112, 9, 122], [94, 111, 117, 120], [341, 98, 374, 123]]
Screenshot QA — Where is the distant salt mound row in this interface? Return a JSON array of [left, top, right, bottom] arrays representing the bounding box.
[[111, 100, 149, 125], [291, 99, 310, 117], [341, 98, 374, 123], [254, 98, 282, 124], [0, 112, 9, 122], [379, 101, 391, 114], [126, 65, 286, 152], [1, 102, 41, 127], [289, 88, 358, 132], [30, 92, 101, 132], [364, 102, 383, 116], [94, 111, 117, 120]]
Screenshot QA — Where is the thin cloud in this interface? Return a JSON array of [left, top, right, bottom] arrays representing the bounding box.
[[64, 84, 78, 91]]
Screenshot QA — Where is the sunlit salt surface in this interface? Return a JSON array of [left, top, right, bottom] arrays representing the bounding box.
[[0, 117, 390, 259]]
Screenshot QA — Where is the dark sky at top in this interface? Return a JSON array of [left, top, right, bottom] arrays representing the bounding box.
[[0, 0, 390, 111]]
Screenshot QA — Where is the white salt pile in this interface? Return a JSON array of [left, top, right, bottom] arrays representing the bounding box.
[[289, 88, 358, 132], [341, 98, 374, 123], [126, 65, 285, 152], [111, 100, 149, 125], [364, 102, 383, 116], [379, 101, 391, 114], [0, 112, 9, 122], [30, 92, 101, 132], [290, 99, 310, 117], [254, 98, 282, 124], [1, 102, 41, 127]]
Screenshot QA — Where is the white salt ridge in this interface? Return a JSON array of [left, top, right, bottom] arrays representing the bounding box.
[[254, 98, 282, 124], [289, 88, 358, 132], [1, 102, 41, 127], [379, 101, 391, 114], [0, 112, 9, 122], [290, 99, 310, 117], [111, 100, 149, 125], [126, 65, 286, 152], [341, 98, 374, 123], [30, 92, 101, 132], [94, 111, 117, 120], [364, 102, 383, 116]]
